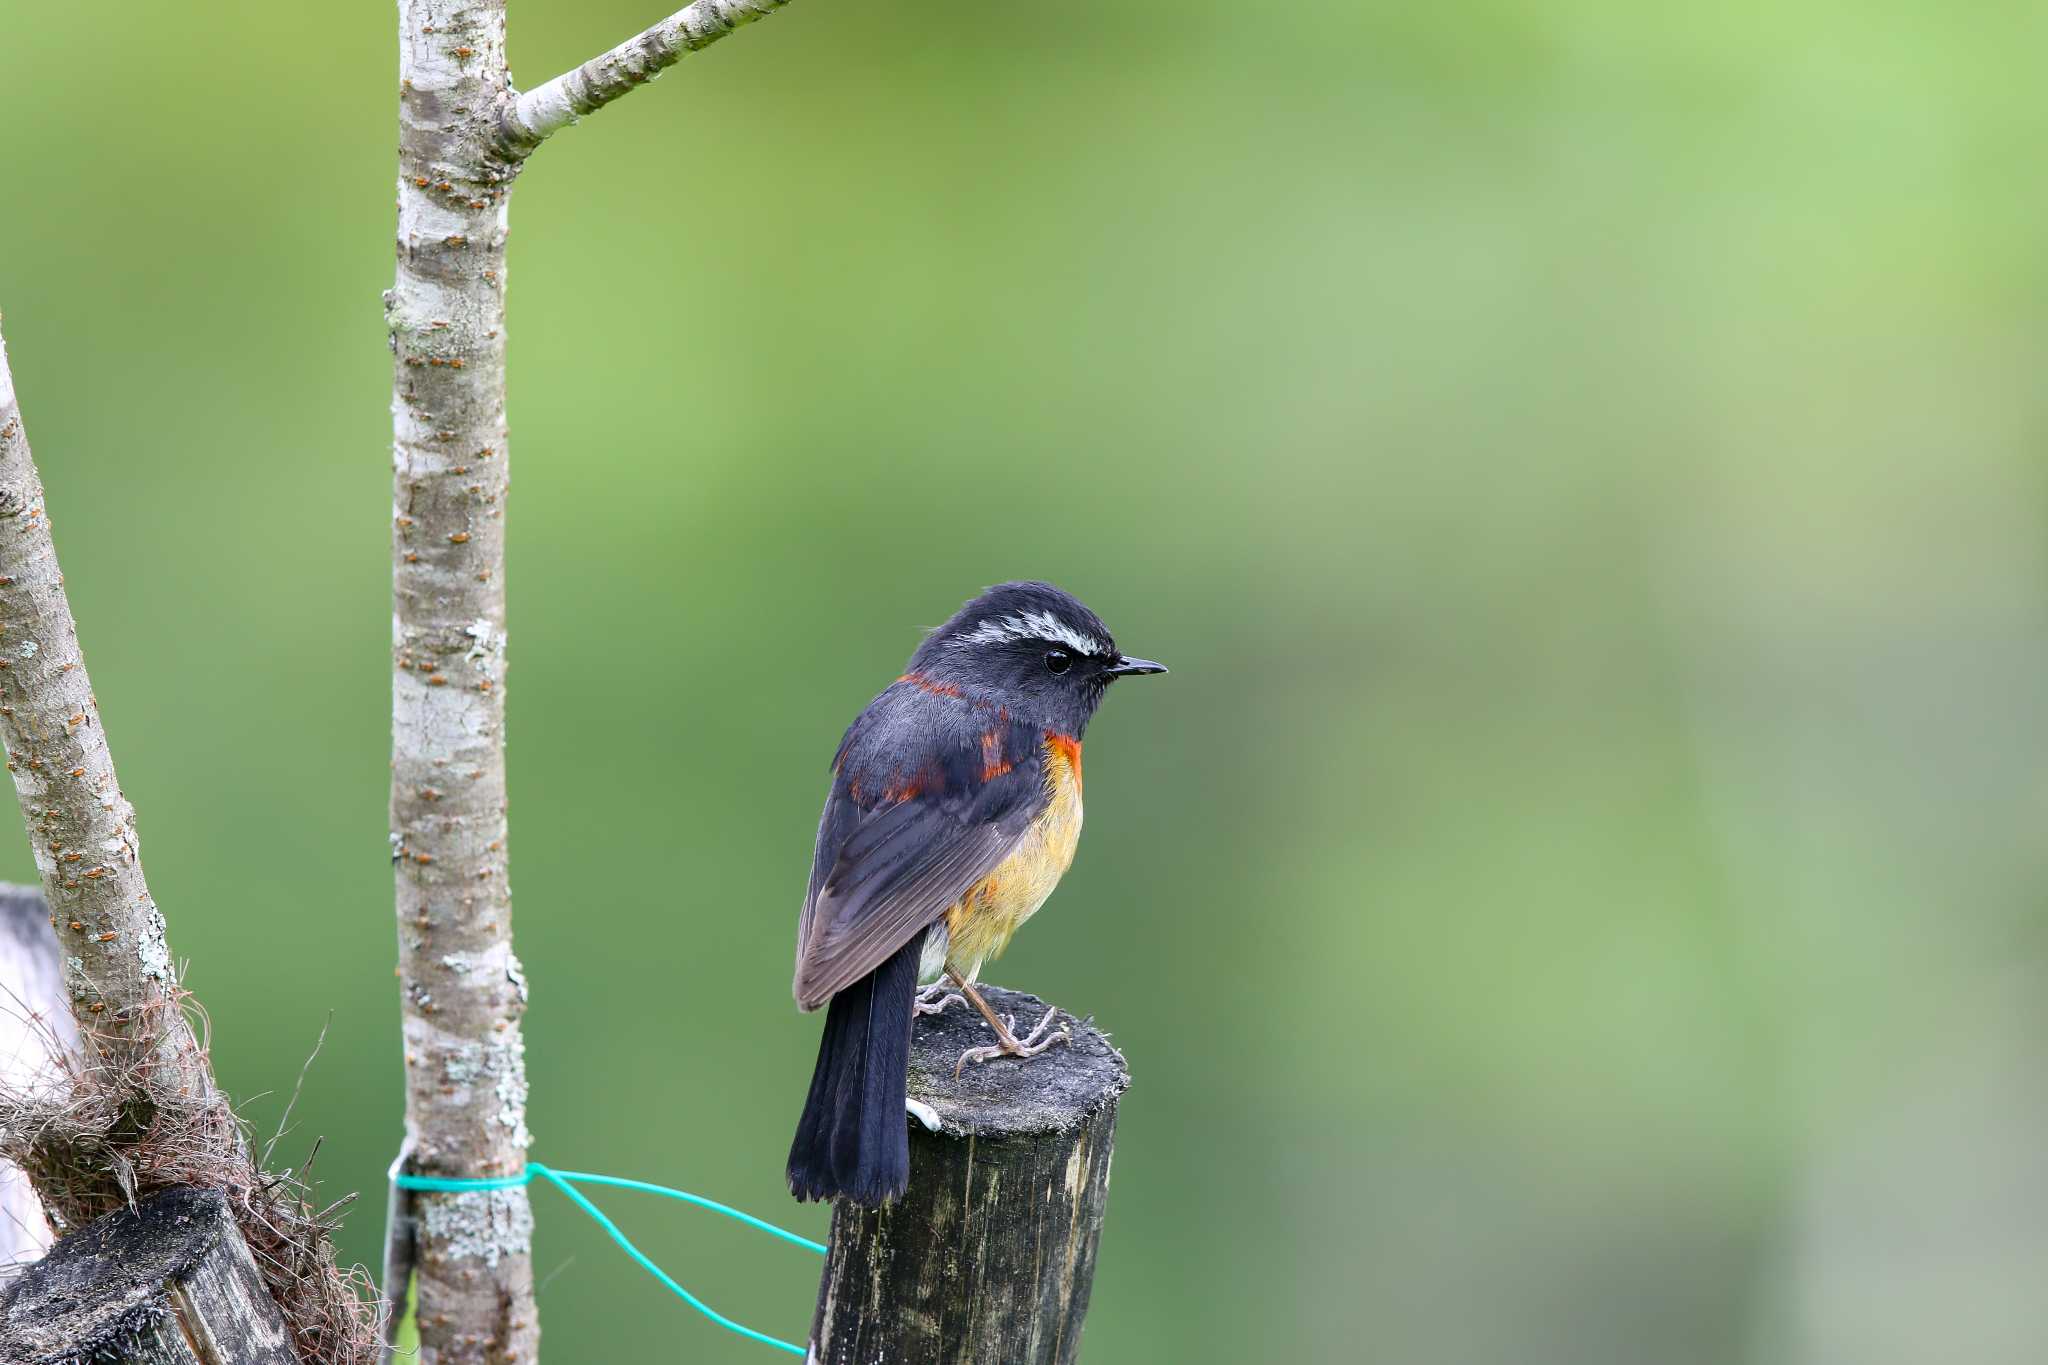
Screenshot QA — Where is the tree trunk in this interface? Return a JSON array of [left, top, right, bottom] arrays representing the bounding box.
[[379, 5, 802, 1359], [809, 986, 1130, 1365], [0, 1186, 295, 1365], [382, 6, 538, 1362]]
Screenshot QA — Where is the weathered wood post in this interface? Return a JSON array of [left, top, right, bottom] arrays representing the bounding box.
[[0, 1187, 296, 1365], [809, 985, 1130, 1365]]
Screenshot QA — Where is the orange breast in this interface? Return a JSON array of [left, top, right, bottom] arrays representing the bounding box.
[[942, 735, 1084, 981]]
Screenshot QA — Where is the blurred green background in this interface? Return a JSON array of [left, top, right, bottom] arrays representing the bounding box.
[[4, 1, 2046, 1360]]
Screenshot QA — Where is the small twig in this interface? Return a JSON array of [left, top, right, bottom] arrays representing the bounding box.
[[498, 0, 794, 158], [315, 1190, 360, 1227], [264, 1011, 333, 1168]]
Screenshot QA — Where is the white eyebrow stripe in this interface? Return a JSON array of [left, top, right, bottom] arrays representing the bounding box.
[[952, 610, 1108, 657]]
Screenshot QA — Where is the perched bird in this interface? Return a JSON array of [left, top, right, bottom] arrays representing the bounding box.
[[787, 582, 1166, 1205]]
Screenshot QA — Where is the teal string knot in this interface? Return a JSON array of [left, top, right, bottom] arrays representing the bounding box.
[[393, 1159, 825, 1356]]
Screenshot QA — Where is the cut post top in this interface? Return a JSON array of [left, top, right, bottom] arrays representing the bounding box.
[[907, 985, 1130, 1139], [0, 1187, 226, 1341]]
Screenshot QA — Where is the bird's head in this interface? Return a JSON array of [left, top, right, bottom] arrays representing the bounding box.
[[907, 581, 1167, 735]]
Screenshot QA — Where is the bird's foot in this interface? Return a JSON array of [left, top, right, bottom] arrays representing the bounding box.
[[953, 1005, 1071, 1077], [914, 983, 967, 1017]]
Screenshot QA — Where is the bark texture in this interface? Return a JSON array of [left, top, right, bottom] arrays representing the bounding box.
[[809, 986, 1129, 1365], [0, 1186, 295, 1365], [384, 5, 536, 1362], [0, 321, 376, 1365], [498, 0, 793, 156], [0, 327, 197, 1090], [382, 4, 801, 1358]]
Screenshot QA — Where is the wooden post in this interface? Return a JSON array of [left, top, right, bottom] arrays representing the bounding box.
[[0, 1186, 296, 1364], [809, 985, 1131, 1365]]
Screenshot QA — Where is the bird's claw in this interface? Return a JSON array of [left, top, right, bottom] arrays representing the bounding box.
[[952, 1006, 1071, 1077], [914, 984, 966, 1017]]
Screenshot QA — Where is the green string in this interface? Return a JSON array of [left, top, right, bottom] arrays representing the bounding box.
[[393, 1160, 824, 1356]]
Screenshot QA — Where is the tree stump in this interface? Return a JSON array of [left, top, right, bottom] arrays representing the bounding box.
[[809, 985, 1130, 1365], [0, 1186, 295, 1365]]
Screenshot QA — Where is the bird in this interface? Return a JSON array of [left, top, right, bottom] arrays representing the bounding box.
[[786, 581, 1167, 1206]]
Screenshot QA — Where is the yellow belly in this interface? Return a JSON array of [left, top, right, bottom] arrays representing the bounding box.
[[943, 737, 1083, 981]]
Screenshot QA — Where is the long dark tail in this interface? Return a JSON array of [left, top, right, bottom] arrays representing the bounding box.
[[787, 927, 927, 1205]]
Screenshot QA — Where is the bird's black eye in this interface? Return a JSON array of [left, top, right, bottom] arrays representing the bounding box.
[[1044, 648, 1073, 675]]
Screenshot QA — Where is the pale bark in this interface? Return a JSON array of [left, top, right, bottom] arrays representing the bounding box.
[[497, 0, 792, 157], [383, 4, 795, 1361], [0, 320, 374, 1364], [384, 5, 534, 1362], [0, 323, 209, 1102]]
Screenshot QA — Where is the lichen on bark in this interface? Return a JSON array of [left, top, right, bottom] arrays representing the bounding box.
[[384, 5, 536, 1362], [381, 2, 806, 1358]]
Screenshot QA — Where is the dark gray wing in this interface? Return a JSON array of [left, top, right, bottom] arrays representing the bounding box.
[[792, 684, 1046, 1010]]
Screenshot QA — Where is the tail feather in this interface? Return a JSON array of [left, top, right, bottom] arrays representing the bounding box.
[[787, 927, 926, 1205]]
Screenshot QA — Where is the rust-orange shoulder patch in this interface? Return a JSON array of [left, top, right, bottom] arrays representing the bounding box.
[[897, 671, 964, 699], [980, 729, 1014, 781]]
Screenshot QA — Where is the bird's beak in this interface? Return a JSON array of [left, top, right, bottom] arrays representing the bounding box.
[[1106, 654, 1168, 678]]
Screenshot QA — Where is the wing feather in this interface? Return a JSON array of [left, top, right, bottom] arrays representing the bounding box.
[[792, 684, 1044, 1010]]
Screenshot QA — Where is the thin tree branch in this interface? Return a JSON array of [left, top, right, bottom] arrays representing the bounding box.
[[497, 0, 793, 158], [0, 316, 378, 1362], [0, 317, 200, 1088]]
